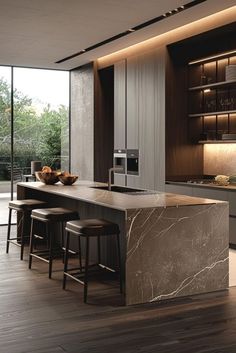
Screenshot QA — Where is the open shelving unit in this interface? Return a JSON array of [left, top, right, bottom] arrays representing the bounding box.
[[188, 50, 236, 143]]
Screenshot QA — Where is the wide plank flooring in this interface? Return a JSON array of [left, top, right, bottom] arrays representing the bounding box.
[[0, 225, 236, 353]]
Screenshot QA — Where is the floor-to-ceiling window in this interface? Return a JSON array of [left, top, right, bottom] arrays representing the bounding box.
[[0, 67, 12, 224], [0, 66, 69, 225]]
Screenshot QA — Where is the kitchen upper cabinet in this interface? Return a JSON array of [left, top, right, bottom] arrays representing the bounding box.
[[114, 60, 126, 150]]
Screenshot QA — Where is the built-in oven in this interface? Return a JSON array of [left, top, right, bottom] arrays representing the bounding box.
[[127, 149, 139, 175], [113, 149, 127, 174]]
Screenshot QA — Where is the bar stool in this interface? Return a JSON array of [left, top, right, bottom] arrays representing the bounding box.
[[63, 219, 122, 303], [6, 199, 47, 260], [29, 207, 79, 278]]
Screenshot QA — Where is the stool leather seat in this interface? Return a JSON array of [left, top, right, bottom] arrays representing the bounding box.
[[6, 199, 47, 260], [66, 219, 120, 236], [29, 207, 79, 278], [9, 199, 46, 211], [31, 208, 78, 222]]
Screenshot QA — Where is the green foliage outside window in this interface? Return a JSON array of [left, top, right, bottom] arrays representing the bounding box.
[[0, 78, 69, 180]]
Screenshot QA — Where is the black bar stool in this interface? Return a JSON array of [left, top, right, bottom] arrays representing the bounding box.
[[6, 199, 47, 260], [63, 219, 122, 303], [29, 207, 79, 278]]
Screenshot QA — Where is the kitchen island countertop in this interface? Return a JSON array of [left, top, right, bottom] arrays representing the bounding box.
[[18, 180, 226, 211]]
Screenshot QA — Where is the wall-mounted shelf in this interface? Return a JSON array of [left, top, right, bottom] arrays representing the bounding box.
[[189, 79, 236, 91], [188, 51, 236, 143], [189, 110, 236, 118]]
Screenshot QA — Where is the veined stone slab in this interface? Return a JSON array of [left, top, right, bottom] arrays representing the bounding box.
[[126, 203, 229, 305]]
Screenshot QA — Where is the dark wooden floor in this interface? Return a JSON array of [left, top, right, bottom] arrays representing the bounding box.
[[1, 226, 236, 353]]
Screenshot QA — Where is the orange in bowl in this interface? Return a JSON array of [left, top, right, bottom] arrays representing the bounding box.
[[35, 170, 60, 185]]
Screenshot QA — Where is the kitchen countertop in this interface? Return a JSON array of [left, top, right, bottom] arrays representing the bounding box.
[[18, 181, 225, 211], [166, 180, 236, 191]]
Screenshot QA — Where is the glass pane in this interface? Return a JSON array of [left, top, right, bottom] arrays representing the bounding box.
[[13, 68, 69, 180], [0, 66, 12, 225]]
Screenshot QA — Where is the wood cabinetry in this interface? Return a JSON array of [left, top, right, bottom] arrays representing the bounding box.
[[114, 60, 126, 150], [114, 49, 165, 191], [188, 53, 236, 143], [127, 56, 139, 150]]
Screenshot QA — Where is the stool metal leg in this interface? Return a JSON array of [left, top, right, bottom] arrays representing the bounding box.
[[116, 232, 123, 294], [48, 223, 53, 279], [61, 221, 65, 263], [84, 236, 90, 303], [6, 208, 12, 254], [78, 236, 82, 271], [20, 212, 25, 260], [29, 218, 35, 269], [97, 235, 101, 264], [63, 230, 70, 290]]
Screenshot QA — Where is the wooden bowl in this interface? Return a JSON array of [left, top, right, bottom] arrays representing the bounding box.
[[58, 175, 78, 185], [35, 171, 59, 185]]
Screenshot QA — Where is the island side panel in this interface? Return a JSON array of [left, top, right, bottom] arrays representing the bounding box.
[[126, 202, 229, 305]]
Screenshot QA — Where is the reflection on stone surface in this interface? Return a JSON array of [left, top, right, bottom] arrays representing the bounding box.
[[126, 203, 229, 305]]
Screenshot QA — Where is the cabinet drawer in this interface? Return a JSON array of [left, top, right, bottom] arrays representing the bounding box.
[[228, 192, 236, 216], [192, 186, 228, 201], [230, 216, 236, 245], [165, 184, 193, 196]]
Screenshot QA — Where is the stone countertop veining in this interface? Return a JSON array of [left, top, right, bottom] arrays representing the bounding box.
[[18, 181, 226, 211], [166, 180, 236, 191]]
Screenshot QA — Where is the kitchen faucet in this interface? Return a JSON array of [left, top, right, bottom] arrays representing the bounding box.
[[108, 167, 124, 191]]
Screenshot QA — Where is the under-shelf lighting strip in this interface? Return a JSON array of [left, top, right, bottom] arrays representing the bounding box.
[[189, 49, 236, 65], [55, 0, 207, 64]]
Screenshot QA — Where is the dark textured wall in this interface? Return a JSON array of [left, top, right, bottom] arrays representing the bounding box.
[[70, 63, 94, 180]]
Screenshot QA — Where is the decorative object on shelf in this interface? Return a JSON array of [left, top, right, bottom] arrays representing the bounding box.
[[225, 65, 236, 81], [200, 74, 207, 85], [214, 175, 229, 186], [229, 175, 236, 184]]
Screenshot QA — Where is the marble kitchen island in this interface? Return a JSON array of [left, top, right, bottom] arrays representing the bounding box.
[[17, 181, 229, 305]]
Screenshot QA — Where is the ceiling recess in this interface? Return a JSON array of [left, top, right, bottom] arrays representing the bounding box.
[[55, 0, 207, 64]]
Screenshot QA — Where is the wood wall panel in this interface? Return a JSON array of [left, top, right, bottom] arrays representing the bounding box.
[[114, 61, 126, 150], [127, 56, 139, 150], [126, 48, 165, 191]]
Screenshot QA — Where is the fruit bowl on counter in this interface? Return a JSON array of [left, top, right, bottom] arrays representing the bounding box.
[[58, 174, 78, 185], [35, 166, 60, 185]]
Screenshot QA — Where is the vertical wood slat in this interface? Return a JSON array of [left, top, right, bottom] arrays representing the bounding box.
[[114, 60, 126, 150], [126, 49, 165, 191]]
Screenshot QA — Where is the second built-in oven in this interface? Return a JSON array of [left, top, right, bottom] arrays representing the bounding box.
[[127, 149, 139, 175]]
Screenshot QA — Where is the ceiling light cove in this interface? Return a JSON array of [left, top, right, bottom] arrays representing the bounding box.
[[55, 0, 207, 64]]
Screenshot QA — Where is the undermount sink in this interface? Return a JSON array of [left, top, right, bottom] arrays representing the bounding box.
[[91, 185, 144, 193], [91, 185, 158, 195]]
